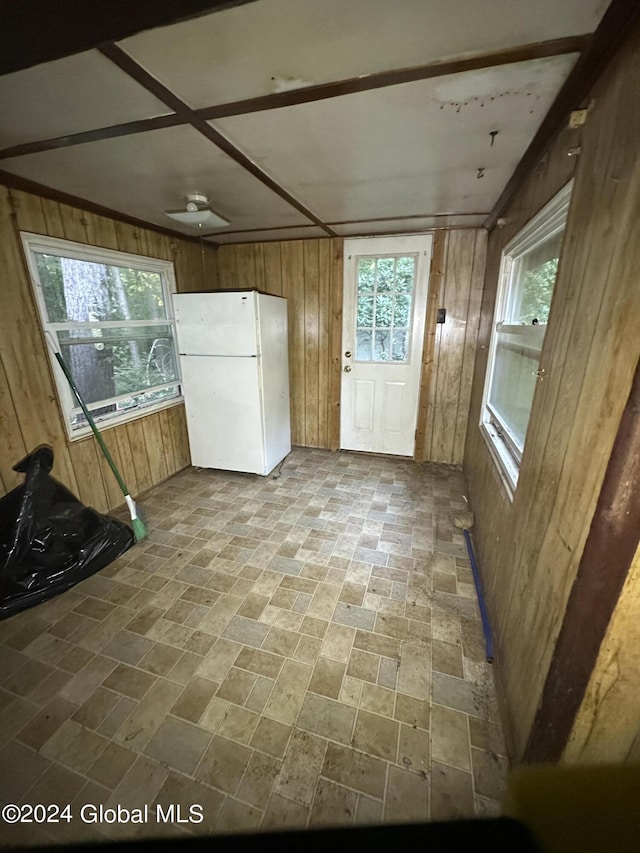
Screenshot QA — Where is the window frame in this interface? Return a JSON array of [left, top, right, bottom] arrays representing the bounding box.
[[21, 232, 183, 441], [480, 181, 573, 498]]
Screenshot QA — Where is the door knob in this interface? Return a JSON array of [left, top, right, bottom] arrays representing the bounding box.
[[344, 365, 352, 372], [344, 351, 352, 358]]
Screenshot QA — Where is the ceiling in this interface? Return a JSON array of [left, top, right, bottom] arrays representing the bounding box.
[[0, 0, 610, 244]]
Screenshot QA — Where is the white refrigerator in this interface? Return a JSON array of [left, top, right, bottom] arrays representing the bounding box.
[[174, 290, 291, 475]]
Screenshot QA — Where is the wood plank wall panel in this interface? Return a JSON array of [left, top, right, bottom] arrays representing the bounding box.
[[453, 233, 487, 464], [113, 425, 139, 496], [0, 189, 80, 498], [68, 438, 107, 510], [125, 420, 154, 495], [167, 405, 191, 471], [213, 238, 344, 450], [327, 239, 344, 451], [143, 412, 170, 486], [263, 243, 283, 296], [0, 184, 216, 508], [317, 240, 331, 449], [281, 242, 306, 445], [463, 24, 640, 759], [418, 229, 486, 464], [415, 231, 447, 461], [303, 241, 320, 448], [0, 357, 27, 492], [157, 409, 177, 477], [173, 240, 218, 293], [97, 428, 129, 510]]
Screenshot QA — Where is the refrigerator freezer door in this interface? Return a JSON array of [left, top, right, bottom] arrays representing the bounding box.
[[174, 291, 258, 356], [180, 355, 266, 474]]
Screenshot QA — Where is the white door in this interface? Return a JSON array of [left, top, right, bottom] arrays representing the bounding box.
[[340, 235, 432, 456]]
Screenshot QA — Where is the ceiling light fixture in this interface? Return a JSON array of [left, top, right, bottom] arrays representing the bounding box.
[[165, 193, 230, 229]]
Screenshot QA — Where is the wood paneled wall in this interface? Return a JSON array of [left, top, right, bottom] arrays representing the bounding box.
[[463, 24, 640, 759], [0, 185, 216, 510], [216, 231, 485, 464], [415, 229, 486, 464], [214, 239, 344, 450]]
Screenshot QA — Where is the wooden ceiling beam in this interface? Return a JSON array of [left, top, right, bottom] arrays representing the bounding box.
[[198, 35, 590, 120], [0, 115, 184, 162], [198, 211, 488, 239], [98, 44, 335, 237], [0, 34, 590, 165], [485, 0, 640, 230]]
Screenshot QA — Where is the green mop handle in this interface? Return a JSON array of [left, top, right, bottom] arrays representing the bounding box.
[[53, 350, 129, 498]]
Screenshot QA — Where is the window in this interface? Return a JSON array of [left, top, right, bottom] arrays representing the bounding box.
[[481, 182, 572, 494], [355, 254, 416, 362], [22, 233, 182, 439]]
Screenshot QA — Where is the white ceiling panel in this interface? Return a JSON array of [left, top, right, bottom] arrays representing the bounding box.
[[331, 215, 488, 237], [0, 125, 311, 234], [207, 226, 327, 244], [210, 55, 578, 222], [0, 51, 172, 149], [120, 0, 605, 108]]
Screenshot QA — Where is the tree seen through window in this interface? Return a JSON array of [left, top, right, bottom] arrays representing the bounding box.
[[355, 255, 415, 361], [32, 248, 179, 430]]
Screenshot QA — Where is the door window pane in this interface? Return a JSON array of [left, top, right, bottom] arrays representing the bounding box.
[[396, 256, 414, 291], [376, 257, 395, 292], [374, 329, 392, 361], [357, 295, 374, 326], [392, 329, 409, 361], [356, 329, 373, 360], [354, 255, 416, 363], [357, 258, 375, 293], [375, 293, 393, 328], [394, 294, 411, 326]]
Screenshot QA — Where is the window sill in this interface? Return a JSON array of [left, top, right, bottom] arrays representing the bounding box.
[[65, 395, 184, 442], [479, 421, 518, 503]]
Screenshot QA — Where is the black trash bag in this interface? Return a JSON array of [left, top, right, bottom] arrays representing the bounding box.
[[0, 446, 134, 619]]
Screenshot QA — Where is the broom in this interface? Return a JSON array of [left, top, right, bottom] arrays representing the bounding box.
[[48, 338, 149, 543]]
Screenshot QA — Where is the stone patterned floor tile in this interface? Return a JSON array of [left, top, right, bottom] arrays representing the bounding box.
[[0, 449, 507, 843]]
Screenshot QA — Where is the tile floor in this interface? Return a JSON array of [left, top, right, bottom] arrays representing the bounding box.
[[0, 448, 508, 846]]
